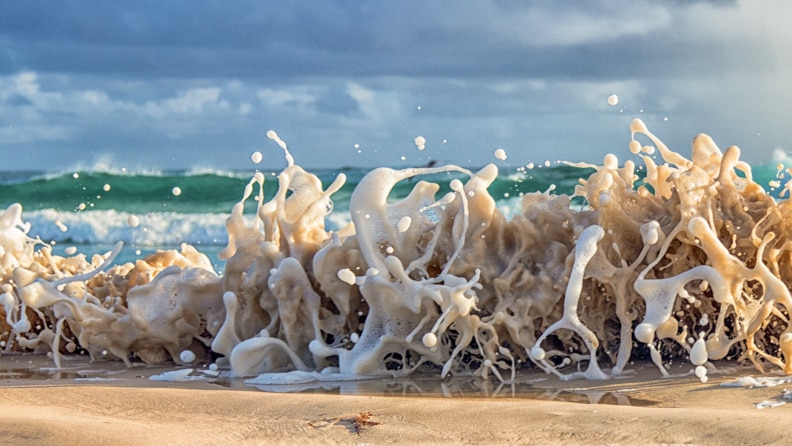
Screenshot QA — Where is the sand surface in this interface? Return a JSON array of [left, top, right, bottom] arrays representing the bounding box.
[[0, 355, 790, 445]]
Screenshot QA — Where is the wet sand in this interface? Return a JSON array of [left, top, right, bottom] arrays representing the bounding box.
[[0, 355, 790, 445]]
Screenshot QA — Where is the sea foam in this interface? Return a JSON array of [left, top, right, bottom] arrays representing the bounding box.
[[2, 119, 792, 386]]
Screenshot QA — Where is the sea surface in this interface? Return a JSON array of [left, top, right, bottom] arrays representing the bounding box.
[[0, 161, 784, 272]]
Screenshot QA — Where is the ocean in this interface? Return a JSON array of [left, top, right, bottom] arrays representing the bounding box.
[[0, 163, 601, 271], [1, 160, 784, 274]]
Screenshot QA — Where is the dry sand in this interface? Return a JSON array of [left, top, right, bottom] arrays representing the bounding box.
[[0, 355, 789, 445]]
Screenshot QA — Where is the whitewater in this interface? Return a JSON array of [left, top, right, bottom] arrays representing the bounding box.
[[2, 163, 594, 269]]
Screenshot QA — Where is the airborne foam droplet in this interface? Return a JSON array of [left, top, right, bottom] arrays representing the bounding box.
[[127, 215, 140, 227], [55, 220, 68, 232], [414, 136, 426, 151], [607, 94, 619, 106], [494, 148, 507, 161], [64, 246, 77, 256], [103, 184, 111, 192], [251, 151, 263, 164], [172, 187, 182, 196]]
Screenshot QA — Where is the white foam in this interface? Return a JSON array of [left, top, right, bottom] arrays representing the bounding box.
[[414, 136, 426, 151], [149, 368, 200, 382], [25, 209, 236, 247]]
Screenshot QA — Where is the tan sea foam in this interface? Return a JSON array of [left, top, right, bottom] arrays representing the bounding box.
[[2, 119, 791, 386]]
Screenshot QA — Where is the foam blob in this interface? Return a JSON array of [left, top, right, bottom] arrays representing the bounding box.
[[607, 94, 619, 106], [149, 368, 195, 382], [172, 187, 182, 196], [397, 216, 412, 233], [414, 136, 426, 151], [690, 337, 708, 366], [422, 333, 437, 348], [251, 151, 263, 164], [494, 148, 507, 161], [179, 350, 196, 363], [635, 323, 656, 344], [337, 268, 356, 285]]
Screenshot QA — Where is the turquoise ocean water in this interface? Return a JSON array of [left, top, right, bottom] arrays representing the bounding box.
[[0, 162, 784, 272]]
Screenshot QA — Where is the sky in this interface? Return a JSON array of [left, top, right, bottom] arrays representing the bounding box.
[[1, 0, 791, 172]]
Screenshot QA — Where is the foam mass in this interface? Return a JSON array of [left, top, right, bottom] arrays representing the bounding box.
[[3, 120, 792, 383]]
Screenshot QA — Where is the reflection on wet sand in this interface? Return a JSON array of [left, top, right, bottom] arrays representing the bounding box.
[[0, 353, 655, 406], [245, 373, 657, 406]]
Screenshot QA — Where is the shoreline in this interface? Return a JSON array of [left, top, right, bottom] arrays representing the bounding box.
[[0, 355, 791, 445]]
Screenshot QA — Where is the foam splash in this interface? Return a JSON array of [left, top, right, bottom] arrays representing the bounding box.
[[3, 120, 792, 385]]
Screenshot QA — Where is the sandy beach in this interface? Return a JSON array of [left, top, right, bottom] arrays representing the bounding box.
[[0, 355, 789, 446]]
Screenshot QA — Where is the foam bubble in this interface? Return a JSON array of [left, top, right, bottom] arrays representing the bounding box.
[[414, 136, 426, 151], [422, 333, 437, 348], [690, 337, 708, 366], [337, 268, 356, 285], [179, 350, 196, 363], [127, 215, 140, 227], [397, 216, 411, 233]]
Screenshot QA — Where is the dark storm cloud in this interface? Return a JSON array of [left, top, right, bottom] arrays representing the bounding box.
[[0, 0, 789, 171], [0, 0, 745, 81]]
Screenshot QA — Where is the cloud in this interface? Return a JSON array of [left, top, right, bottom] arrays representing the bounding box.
[[0, 1, 740, 80], [0, 1, 790, 171], [144, 87, 225, 117], [256, 87, 315, 110]]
